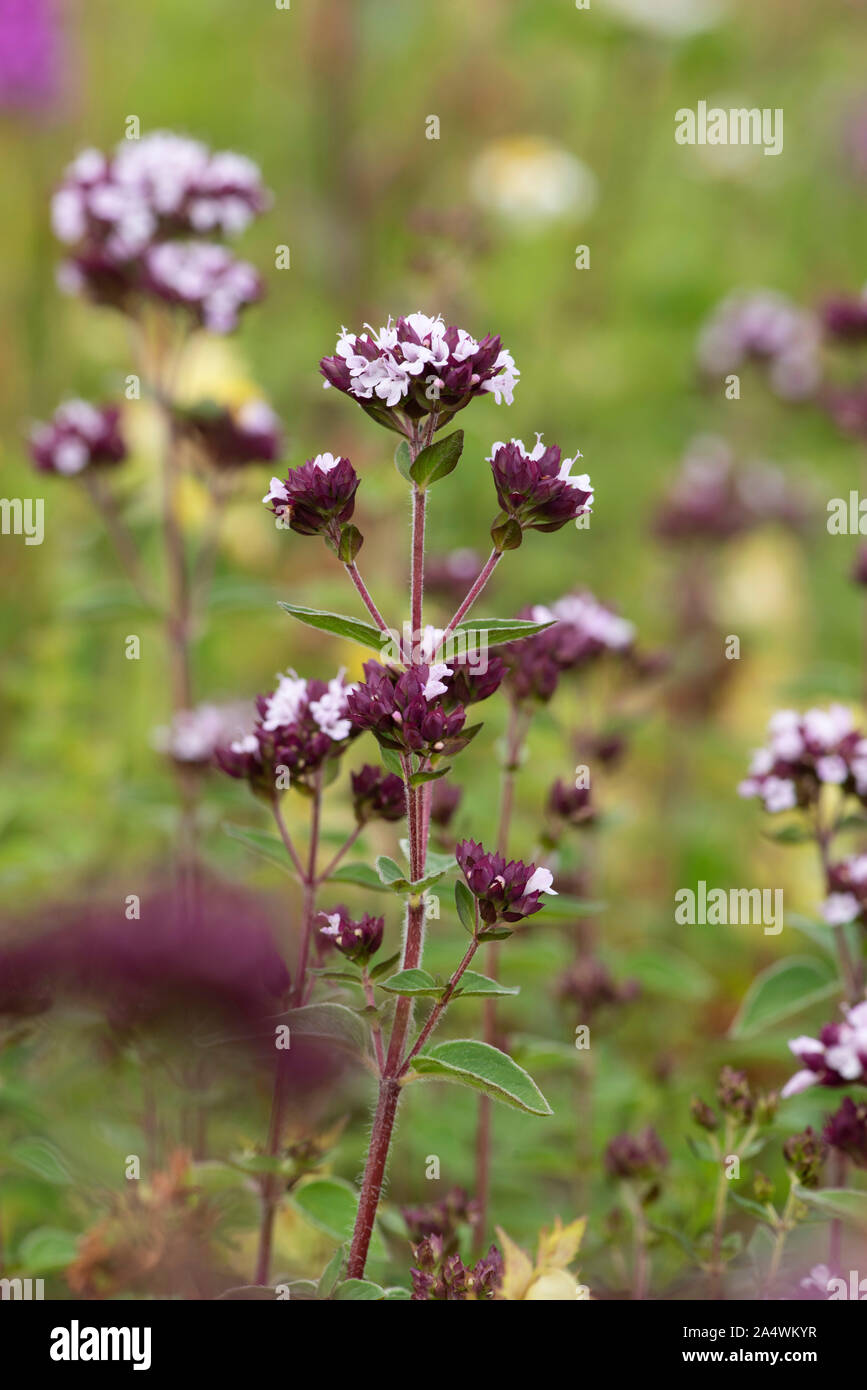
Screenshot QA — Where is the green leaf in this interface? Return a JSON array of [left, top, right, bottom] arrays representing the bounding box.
[[455, 880, 476, 934], [333, 1278, 385, 1300], [423, 848, 456, 875], [223, 823, 296, 878], [380, 746, 404, 779], [762, 823, 814, 845], [491, 518, 523, 551], [451, 616, 554, 651], [730, 1195, 776, 1226], [328, 860, 388, 891], [9, 1138, 72, 1185], [411, 1039, 552, 1115], [217, 1284, 284, 1300], [729, 956, 840, 1040], [285, 1002, 370, 1055], [796, 1187, 867, 1231], [292, 1178, 386, 1262], [369, 950, 402, 981], [374, 854, 446, 896], [394, 440, 412, 481], [376, 855, 406, 886], [621, 946, 714, 1002], [408, 766, 450, 787], [317, 1245, 347, 1299], [453, 971, 519, 998], [379, 969, 443, 997], [409, 429, 464, 488], [17, 1227, 79, 1272], [278, 602, 383, 652], [337, 524, 363, 563]]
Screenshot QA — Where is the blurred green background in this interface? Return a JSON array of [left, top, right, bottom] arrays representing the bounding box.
[[2, 0, 867, 1296]]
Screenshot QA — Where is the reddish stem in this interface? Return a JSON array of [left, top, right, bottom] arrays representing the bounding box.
[[442, 548, 502, 637], [344, 560, 389, 633]]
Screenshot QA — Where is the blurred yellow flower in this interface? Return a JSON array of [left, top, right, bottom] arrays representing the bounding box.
[[470, 137, 598, 225], [497, 1216, 590, 1300]]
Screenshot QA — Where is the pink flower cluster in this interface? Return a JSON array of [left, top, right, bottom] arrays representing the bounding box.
[[697, 290, 821, 401], [784, 998, 867, 1096], [738, 705, 867, 813], [51, 131, 269, 330], [30, 399, 125, 475], [320, 312, 519, 430]]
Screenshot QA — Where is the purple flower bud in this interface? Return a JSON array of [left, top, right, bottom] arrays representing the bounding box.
[[690, 1097, 719, 1131], [547, 778, 595, 827], [440, 654, 506, 709], [823, 1096, 867, 1169], [604, 1127, 669, 1182], [176, 399, 282, 469], [455, 838, 557, 926], [717, 1065, 754, 1119], [852, 543, 867, 587], [30, 399, 125, 475], [782, 1127, 827, 1188], [822, 295, 867, 343], [555, 956, 638, 1016], [318, 905, 384, 964], [402, 1186, 479, 1249], [410, 1237, 502, 1301], [489, 435, 593, 540], [350, 764, 406, 823], [825, 382, 867, 441], [264, 452, 359, 538], [430, 779, 462, 828]]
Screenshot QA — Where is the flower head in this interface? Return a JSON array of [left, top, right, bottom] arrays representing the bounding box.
[[782, 997, 867, 1097], [782, 1127, 827, 1188], [455, 838, 557, 927], [30, 399, 125, 475], [350, 764, 406, 824], [345, 659, 471, 760], [488, 435, 592, 545], [215, 669, 359, 796], [318, 906, 384, 965], [697, 290, 822, 401], [53, 132, 268, 258], [604, 1127, 669, 1182], [823, 1096, 867, 1169], [176, 399, 282, 469], [152, 701, 252, 767], [141, 241, 262, 333], [264, 452, 359, 540], [547, 778, 595, 829], [738, 704, 867, 813], [319, 312, 519, 434], [654, 435, 809, 542]]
